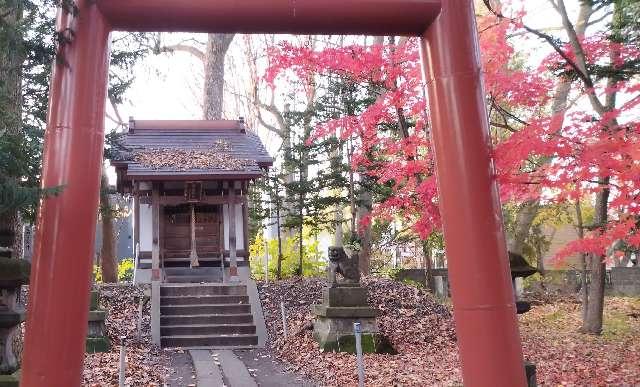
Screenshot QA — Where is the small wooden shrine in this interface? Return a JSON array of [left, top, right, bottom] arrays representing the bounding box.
[[111, 118, 272, 282]]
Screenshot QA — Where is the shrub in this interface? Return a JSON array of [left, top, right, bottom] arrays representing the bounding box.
[[117, 258, 135, 282], [93, 257, 135, 283], [249, 231, 326, 280]]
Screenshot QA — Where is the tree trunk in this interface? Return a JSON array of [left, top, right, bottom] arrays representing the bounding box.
[[203, 33, 234, 120], [507, 201, 540, 255], [0, 3, 24, 259], [275, 179, 284, 280], [575, 199, 589, 322], [535, 238, 545, 276], [582, 181, 610, 334], [356, 179, 373, 274], [422, 241, 433, 290], [99, 173, 118, 283], [334, 207, 343, 246]]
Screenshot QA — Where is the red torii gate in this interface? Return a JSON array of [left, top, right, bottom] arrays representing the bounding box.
[[21, 1, 526, 386]]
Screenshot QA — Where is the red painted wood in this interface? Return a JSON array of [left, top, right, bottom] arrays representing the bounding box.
[[421, 0, 527, 385], [97, 0, 442, 35]]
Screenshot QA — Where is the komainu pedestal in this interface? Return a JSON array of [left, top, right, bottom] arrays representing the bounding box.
[[86, 289, 110, 353], [312, 247, 379, 353]]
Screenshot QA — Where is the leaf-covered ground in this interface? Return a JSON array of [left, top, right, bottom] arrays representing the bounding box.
[[258, 277, 640, 386], [520, 297, 640, 386], [83, 284, 169, 386]]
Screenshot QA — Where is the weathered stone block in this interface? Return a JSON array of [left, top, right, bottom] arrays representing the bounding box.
[[323, 287, 368, 307], [611, 267, 640, 296], [312, 284, 382, 353], [313, 316, 379, 353], [312, 304, 378, 318], [89, 290, 100, 310], [0, 370, 20, 387], [0, 312, 24, 329], [86, 289, 110, 353], [0, 257, 29, 380], [86, 337, 111, 354], [0, 258, 30, 288], [88, 310, 107, 322]]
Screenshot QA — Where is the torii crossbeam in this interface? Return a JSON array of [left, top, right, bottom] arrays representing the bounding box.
[[22, 1, 526, 386]]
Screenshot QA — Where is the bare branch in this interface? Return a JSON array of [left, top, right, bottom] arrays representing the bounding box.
[[158, 44, 205, 61], [483, 0, 607, 115]]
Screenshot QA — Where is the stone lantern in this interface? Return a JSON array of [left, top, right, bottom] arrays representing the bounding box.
[[508, 251, 537, 387], [0, 256, 30, 387]]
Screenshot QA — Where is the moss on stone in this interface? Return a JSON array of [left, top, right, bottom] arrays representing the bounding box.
[[0, 370, 20, 387], [86, 337, 110, 353], [89, 290, 100, 311], [319, 334, 379, 354]]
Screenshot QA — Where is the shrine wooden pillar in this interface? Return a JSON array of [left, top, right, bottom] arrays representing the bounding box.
[[133, 184, 140, 262], [242, 193, 249, 254], [151, 183, 160, 279], [228, 180, 238, 281]]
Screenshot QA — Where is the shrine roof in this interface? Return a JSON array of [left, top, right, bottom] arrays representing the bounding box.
[[111, 119, 273, 181]]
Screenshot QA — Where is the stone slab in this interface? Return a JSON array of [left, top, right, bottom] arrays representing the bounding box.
[[312, 304, 378, 318], [86, 337, 110, 353], [217, 350, 258, 387], [189, 349, 224, 387], [611, 267, 640, 296], [0, 311, 24, 329], [329, 282, 361, 288], [89, 291, 100, 310], [0, 370, 20, 387], [313, 315, 380, 353], [88, 310, 106, 321], [151, 281, 161, 346], [246, 279, 267, 348], [323, 287, 368, 307], [0, 258, 30, 287]]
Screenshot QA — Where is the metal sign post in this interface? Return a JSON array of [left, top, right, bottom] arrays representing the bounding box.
[[354, 322, 365, 387]]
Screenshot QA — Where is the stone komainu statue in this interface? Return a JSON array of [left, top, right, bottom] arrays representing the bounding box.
[[327, 246, 360, 287]]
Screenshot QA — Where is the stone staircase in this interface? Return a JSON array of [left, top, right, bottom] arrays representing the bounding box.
[[160, 283, 259, 348]]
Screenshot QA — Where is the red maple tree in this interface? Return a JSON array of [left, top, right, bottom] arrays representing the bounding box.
[[264, 4, 640, 261]]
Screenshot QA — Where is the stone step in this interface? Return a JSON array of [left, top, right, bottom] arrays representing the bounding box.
[[160, 323, 256, 336], [161, 295, 249, 306], [160, 313, 254, 326], [161, 304, 251, 316], [165, 276, 222, 283], [161, 334, 258, 348], [164, 267, 222, 276], [161, 284, 247, 297]]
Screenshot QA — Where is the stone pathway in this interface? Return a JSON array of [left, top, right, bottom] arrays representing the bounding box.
[[191, 350, 226, 386], [166, 350, 196, 386], [169, 348, 314, 387]]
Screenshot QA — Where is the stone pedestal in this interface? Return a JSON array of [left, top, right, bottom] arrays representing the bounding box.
[[86, 290, 110, 353], [312, 285, 379, 353], [0, 257, 30, 387]]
